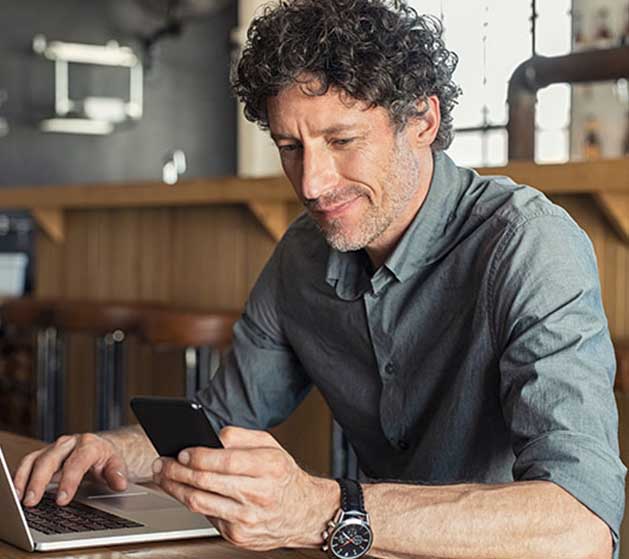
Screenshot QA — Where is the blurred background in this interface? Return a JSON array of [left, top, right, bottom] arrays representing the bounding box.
[[1, 0, 629, 554]]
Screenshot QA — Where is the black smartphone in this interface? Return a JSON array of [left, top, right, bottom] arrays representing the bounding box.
[[130, 396, 223, 458]]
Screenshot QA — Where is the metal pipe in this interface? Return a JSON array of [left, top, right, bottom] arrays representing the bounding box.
[[507, 46, 629, 160]]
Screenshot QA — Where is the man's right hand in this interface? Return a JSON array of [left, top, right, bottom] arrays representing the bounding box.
[[13, 433, 128, 507]]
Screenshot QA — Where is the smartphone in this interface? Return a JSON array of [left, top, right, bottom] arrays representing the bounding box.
[[130, 396, 223, 458]]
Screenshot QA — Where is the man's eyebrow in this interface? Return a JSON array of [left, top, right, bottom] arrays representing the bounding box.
[[270, 124, 364, 142]]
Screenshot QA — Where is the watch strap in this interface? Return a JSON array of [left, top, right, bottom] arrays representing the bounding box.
[[336, 478, 366, 513]]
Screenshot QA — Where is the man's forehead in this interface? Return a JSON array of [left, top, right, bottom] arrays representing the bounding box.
[[267, 83, 384, 137]]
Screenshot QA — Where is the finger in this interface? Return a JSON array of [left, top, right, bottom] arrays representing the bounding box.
[[178, 447, 280, 477], [23, 437, 77, 506], [101, 456, 128, 492], [13, 449, 45, 500], [219, 426, 282, 450], [157, 476, 242, 522], [158, 458, 261, 503], [55, 444, 105, 505]]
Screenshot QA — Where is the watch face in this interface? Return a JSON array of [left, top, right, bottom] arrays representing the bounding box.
[[330, 521, 373, 558]]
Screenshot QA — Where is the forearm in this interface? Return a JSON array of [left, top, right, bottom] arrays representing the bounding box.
[[362, 480, 611, 559], [99, 425, 157, 481]]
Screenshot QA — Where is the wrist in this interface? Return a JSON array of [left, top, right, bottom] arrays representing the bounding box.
[[294, 476, 340, 548]]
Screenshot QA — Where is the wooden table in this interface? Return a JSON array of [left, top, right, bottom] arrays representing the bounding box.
[[0, 431, 320, 559]]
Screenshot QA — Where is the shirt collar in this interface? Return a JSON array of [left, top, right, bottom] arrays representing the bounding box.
[[325, 151, 466, 300]]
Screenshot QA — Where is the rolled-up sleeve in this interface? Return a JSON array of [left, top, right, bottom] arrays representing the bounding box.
[[196, 237, 312, 431], [490, 212, 627, 545]]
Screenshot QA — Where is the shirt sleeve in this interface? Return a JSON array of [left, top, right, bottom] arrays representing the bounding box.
[[489, 212, 627, 547], [195, 237, 312, 431]]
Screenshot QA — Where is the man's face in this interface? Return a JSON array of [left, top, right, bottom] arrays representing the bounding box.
[[267, 82, 423, 252]]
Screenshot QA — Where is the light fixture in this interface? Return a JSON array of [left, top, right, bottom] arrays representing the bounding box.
[[33, 35, 144, 135]]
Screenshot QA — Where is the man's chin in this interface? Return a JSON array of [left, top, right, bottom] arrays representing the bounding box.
[[309, 213, 368, 251], [321, 228, 365, 252]]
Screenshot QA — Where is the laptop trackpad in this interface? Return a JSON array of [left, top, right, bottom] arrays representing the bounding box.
[[88, 493, 182, 512]]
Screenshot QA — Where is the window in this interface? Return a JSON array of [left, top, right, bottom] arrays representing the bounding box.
[[408, 0, 572, 166]]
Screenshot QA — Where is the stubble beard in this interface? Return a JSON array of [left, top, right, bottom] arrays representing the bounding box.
[[310, 134, 421, 252]]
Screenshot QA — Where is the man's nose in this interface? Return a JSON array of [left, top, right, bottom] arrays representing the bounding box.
[[299, 147, 339, 201]]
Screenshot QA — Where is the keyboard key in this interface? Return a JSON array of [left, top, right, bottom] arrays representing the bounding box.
[[23, 492, 144, 534]]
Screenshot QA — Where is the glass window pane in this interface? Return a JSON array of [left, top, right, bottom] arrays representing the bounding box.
[[536, 0, 572, 56], [537, 83, 571, 130], [446, 131, 484, 167], [482, 0, 532, 125], [486, 128, 508, 166], [536, 128, 570, 163]]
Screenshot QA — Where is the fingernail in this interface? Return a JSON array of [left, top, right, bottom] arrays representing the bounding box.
[[116, 470, 125, 478], [15, 488, 22, 499], [152, 459, 163, 474], [57, 490, 68, 504], [178, 451, 190, 465], [24, 491, 35, 505]]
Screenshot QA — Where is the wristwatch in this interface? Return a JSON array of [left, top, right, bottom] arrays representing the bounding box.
[[322, 479, 373, 559]]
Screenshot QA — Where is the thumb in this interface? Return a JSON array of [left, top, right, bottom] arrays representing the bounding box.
[[219, 425, 282, 450]]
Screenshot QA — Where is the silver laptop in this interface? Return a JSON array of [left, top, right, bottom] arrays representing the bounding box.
[[0, 447, 218, 552]]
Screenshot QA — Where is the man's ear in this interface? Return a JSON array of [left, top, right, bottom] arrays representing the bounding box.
[[409, 95, 441, 149]]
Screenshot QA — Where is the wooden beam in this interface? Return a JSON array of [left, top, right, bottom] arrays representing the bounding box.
[[0, 176, 295, 210], [478, 157, 629, 194], [0, 159, 625, 213], [31, 207, 64, 243], [247, 201, 289, 242], [593, 193, 629, 244]]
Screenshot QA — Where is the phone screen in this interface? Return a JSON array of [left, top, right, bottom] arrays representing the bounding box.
[[130, 396, 223, 458]]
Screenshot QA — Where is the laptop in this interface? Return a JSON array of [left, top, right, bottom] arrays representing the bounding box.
[[0, 447, 219, 552]]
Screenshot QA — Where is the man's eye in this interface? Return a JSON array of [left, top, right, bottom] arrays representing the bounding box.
[[332, 138, 354, 146], [278, 144, 301, 153]]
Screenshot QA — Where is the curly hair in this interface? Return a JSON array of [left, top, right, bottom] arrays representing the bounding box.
[[231, 0, 461, 151]]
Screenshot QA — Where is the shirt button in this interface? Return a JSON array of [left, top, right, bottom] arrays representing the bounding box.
[[384, 362, 395, 376], [398, 440, 409, 450]]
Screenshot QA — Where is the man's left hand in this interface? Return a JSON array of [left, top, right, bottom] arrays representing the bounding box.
[[152, 426, 338, 551]]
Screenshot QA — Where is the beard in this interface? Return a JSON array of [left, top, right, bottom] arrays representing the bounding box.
[[305, 134, 421, 252]]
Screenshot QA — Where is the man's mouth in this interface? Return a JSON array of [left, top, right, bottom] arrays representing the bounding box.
[[311, 196, 361, 220]]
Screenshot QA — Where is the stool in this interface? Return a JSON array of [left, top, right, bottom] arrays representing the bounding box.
[[1, 297, 62, 442], [51, 300, 161, 431], [140, 309, 239, 400]]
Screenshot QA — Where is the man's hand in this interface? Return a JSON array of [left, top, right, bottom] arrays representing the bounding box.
[[153, 426, 339, 551], [13, 433, 129, 507]]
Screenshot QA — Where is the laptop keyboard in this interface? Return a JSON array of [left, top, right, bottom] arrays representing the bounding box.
[[23, 492, 144, 535]]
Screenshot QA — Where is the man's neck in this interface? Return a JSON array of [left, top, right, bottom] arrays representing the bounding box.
[[365, 151, 435, 270]]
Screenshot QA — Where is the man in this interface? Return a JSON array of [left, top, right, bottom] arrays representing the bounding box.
[[14, 1, 625, 558]]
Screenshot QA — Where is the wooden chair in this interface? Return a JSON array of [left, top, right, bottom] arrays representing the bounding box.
[[139, 309, 239, 400], [51, 300, 163, 431]]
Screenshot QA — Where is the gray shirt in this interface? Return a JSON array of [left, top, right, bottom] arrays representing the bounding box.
[[198, 151, 626, 548]]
